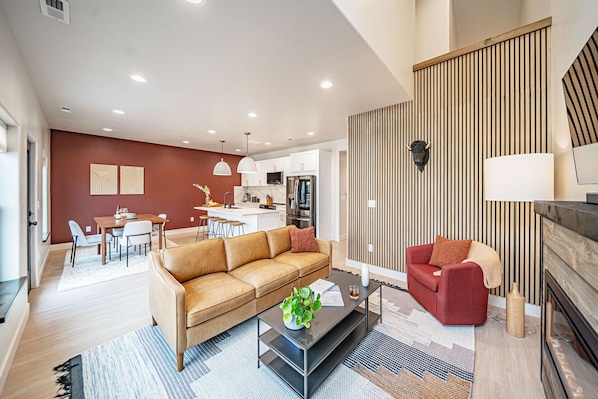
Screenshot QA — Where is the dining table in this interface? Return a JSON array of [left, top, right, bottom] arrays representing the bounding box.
[[93, 213, 169, 265]]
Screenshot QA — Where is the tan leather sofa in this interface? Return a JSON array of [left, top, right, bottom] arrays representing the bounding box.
[[148, 226, 332, 371]]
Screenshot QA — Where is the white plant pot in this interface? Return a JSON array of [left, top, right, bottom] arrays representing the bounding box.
[[284, 315, 304, 330]]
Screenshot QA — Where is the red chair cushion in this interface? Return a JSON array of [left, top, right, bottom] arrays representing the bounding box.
[[408, 263, 441, 292]]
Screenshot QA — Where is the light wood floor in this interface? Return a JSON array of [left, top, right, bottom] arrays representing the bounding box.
[[1, 232, 546, 398]]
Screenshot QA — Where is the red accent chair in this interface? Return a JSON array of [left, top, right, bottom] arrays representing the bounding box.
[[406, 243, 489, 325]]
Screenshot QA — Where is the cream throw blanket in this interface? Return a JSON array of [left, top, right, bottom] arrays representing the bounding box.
[[432, 241, 503, 289]]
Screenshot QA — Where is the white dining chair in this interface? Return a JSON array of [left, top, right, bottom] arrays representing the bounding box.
[[119, 220, 152, 267], [152, 213, 167, 247], [112, 227, 124, 250], [69, 220, 112, 267]]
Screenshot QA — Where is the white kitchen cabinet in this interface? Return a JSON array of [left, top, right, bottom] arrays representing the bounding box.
[[268, 157, 285, 173], [290, 150, 317, 173], [242, 172, 256, 187], [255, 160, 267, 186], [242, 161, 267, 186], [278, 211, 287, 228], [283, 156, 291, 180]]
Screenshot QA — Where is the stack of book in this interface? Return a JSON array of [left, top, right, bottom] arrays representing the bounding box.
[[310, 279, 344, 307]]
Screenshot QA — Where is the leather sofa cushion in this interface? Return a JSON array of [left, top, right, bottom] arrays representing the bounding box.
[[408, 263, 441, 292], [162, 238, 227, 283], [183, 272, 255, 327], [224, 231, 271, 272], [274, 251, 329, 277], [266, 226, 292, 258], [229, 259, 298, 298]]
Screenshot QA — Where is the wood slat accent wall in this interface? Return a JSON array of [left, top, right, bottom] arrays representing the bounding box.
[[348, 25, 551, 305]]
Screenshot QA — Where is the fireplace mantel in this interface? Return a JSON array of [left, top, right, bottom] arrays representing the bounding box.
[[534, 200, 598, 242]]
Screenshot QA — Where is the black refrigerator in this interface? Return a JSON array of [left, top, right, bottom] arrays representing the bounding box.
[[286, 175, 316, 233]]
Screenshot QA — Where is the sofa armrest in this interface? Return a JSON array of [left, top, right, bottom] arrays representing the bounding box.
[[436, 261, 489, 324], [315, 238, 332, 275], [406, 243, 434, 265], [148, 250, 187, 355]]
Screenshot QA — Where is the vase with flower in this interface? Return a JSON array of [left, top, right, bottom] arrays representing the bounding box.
[[193, 184, 211, 205]]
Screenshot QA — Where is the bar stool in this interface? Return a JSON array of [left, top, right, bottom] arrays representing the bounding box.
[[209, 217, 226, 238], [228, 221, 245, 237], [195, 215, 209, 241]]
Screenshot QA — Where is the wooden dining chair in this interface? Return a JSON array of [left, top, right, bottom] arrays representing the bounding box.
[[152, 213, 167, 247]]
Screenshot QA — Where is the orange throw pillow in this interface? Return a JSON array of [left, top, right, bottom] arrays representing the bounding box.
[[429, 235, 472, 267], [290, 226, 319, 253]]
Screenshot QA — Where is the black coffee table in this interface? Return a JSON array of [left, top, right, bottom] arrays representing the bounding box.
[[257, 270, 382, 398]]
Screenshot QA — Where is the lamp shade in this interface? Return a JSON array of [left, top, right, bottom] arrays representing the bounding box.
[[237, 156, 257, 173], [213, 140, 232, 176], [484, 153, 554, 201], [213, 158, 232, 176]]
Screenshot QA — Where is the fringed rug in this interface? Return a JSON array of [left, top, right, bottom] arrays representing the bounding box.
[[54, 285, 475, 398], [57, 239, 176, 292]]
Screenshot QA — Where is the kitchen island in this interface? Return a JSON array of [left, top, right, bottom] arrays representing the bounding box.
[[195, 206, 280, 236]]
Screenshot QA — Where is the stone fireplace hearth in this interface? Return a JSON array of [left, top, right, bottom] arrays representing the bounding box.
[[535, 201, 598, 399]]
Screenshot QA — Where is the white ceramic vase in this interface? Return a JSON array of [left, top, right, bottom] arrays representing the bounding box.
[[284, 315, 304, 330], [361, 263, 370, 287]]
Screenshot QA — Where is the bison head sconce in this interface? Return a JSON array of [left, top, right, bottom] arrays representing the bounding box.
[[406, 140, 431, 172]]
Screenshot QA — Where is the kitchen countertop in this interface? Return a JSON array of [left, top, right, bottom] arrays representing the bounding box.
[[195, 206, 279, 216]]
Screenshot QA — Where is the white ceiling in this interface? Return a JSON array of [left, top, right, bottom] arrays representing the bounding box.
[[1, 0, 408, 155]]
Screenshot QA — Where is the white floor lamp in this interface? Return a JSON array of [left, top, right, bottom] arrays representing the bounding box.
[[484, 153, 554, 337]]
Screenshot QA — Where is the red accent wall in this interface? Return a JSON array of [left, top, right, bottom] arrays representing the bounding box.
[[51, 130, 242, 244]]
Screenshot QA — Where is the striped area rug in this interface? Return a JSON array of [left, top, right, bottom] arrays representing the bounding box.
[[54, 285, 475, 398]]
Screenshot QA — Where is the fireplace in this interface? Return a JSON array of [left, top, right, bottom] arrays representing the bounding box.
[[542, 271, 598, 398], [535, 201, 598, 399]]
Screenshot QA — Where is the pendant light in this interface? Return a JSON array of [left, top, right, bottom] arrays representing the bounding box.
[[213, 140, 232, 176], [237, 132, 257, 173]]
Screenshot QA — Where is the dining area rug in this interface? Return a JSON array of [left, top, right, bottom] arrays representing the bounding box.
[[54, 285, 475, 398], [57, 239, 176, 292]]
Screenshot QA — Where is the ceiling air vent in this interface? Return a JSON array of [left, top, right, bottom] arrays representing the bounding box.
[[39, 0, 70, 25]]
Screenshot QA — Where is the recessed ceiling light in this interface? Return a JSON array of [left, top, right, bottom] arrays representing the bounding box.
[[320, 80, 333, 89], [265, 142, 271, 145], [183, 140, 190, 144], [113, 109, 125, 114], [60, 106, 71, 113], [307, 131, 315, 136], [185, 0, 206, 5], [103, 128, 112, 132], [235, 149, 241, 152], [248, 112, 257, 118], [208, 130, 216, 134], [130, 75, 147, 83], [287, 138, 293, 141]]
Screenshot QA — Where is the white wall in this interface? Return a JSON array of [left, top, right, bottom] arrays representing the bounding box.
[[415, 0, 452, 63], [0, 2, 50, 393], [332, 0, 415, 99], [550, 0, 598, 199]]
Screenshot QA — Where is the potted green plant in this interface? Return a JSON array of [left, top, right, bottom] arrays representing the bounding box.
[[280, 286, 322, 330]]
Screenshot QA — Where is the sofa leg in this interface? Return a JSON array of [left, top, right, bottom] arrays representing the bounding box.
[[177, 353, 184, 372], [151, 316, 157, 326]]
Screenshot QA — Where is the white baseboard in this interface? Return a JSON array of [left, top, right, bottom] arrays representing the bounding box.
[[345, 258, 540, 318], [0, 286, 30, 395]]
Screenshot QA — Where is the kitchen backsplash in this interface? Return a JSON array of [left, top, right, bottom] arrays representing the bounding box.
[[234, 185, 286, 205]]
